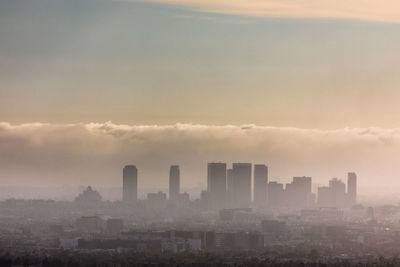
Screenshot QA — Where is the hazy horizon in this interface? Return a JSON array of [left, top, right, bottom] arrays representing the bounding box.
[[2, 0, 400, 200], [3, 1, 400, 265], [1, 121, 400, 198]]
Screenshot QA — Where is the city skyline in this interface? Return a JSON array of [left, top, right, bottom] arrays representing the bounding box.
[[0, 121, 397, 197], [120, 163, 356, 209], [2, 0, 400, 264], [1, 0, 400, 198]]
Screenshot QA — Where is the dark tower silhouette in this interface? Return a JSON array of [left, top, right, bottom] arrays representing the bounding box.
[[347, 172, 357, 205], [232, 163, 252, 208], [253, 164, 268, 207], [226, 168, 234, 207], [169, 165, 180, 201], [123, 165, 138, 202], [207, 163, 227, 209]]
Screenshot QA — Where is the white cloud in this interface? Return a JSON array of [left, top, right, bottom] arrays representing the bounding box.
[[0, 122, 399, 197], [141, 0, 400, 23]]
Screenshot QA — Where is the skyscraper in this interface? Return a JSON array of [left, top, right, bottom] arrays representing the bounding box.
[[123, 165, 138, 202], [317, 178, 346, 208], [329, 177, 346, 207], [226, 168, 234, 207], [207, 163, 227, 208], [253, 164, 268, 207], [347, 172, 357, 205], [232, 163, 252, 208], [169, 165, 180, 201], [267, 181, 284, 208], [285, 176, 312, 208]]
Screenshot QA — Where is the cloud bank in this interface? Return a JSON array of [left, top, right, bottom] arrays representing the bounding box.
[[143, 0, 400, 23], [1, 122, 400, 197]]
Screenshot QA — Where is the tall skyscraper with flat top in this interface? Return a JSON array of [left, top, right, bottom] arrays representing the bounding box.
[[329, 177, 346, 207], [253, 164, 268, 207], [226, 168, 234, 207], [317, 178, 346, 208], [347, 172, 357, 205], [268, 181, 284, 208], [285, 176, 312, 208], [169, 165, 180, 201], [123, 165, 137, 202], [207, 163, 227, 208], [232, 163, 252, 208]]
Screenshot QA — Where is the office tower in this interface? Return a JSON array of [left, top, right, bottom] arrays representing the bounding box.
[[232, 163, 252, 208], [227, 169, 234, 193], [169, 165, 180, 201], [267, 182, 284, 208], [329, 177, 346, 207], [207, 163, 227, 208], [226, 168, 234, 207], [123, 165, 138, 202], [285, 176, 312, 208], [347, 172, 357, 205], [317, 186, 333, 207], [317, 178, 346, 208], [253, 164, 268, 207]]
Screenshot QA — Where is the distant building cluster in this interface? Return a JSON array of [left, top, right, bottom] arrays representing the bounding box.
[[2, 166, 390, 265], [120, 163, 357, 211], [65, 229, 264, 252], [74, 186, 102, 203], [317, 173, 357, 208]]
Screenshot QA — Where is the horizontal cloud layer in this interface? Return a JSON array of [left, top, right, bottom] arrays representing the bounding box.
[[0, 122, 400, 198], [142, 0, 400, 23]]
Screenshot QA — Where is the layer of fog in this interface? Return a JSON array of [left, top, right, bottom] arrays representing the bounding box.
[[0, 122, 399, 199]]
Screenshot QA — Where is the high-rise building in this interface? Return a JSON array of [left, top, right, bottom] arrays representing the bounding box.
[[207, 163, 227, 208], [169, 165, 180, 201], [329, 177, 346, 207], [317, 186, 333, 207], [226, 168, 234, 207], [227, 169, 234, 193], [123, 165, 138, 202], [267, 182, 284, 208], [317, 178, 346, 208], [232, 163, 252, 208], [285, 176, 312, 208], [347, 172, 357, 205], [253, 164, 268, 207]]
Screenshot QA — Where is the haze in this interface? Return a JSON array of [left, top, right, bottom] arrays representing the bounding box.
[[1, 0, 400, 198]]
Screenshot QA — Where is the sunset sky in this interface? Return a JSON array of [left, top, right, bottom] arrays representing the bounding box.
[[1, 0, 400, 196]]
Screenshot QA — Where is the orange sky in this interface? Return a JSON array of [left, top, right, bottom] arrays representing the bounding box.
[[147, 0, 400, 22]]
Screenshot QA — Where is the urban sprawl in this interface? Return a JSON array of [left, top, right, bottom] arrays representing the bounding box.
[[2, 163, 400, 266]]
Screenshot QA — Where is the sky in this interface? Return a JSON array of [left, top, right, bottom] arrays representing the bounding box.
[[1, 0, 400, 197]]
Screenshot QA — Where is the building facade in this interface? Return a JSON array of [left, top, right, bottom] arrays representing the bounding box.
[[123, 165, 138, 202], [207, 163, 227, 209], [253, 164, 268, 207], [169, 165, 180, 201], [232, 163, 252, 208]]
